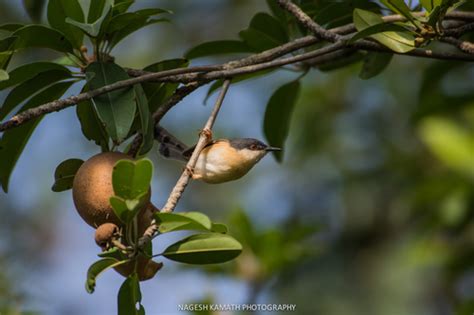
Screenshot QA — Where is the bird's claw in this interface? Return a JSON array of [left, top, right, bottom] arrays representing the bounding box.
[[199, 128, 213, 142], [185, 166, 195, 177]]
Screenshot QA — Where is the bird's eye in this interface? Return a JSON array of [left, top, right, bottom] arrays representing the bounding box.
[[249, 144, 257, 150]]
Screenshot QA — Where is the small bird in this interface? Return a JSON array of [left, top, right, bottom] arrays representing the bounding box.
[[154, 125, 281, 184]]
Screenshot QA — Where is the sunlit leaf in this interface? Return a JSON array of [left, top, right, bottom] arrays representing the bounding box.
[[0, 81, 73, 193], [349, 22, 413, 43], [86, 62, 136, 143], [353, 9, 415, 53], [0, 69, 8, 81], [263, 80, 300, 162], [112, 159, 153, 199], [380, 0, 422, 27], [51, 158, 84, 192], [162, 233, 242, 264], [155, 212, 212, 233]]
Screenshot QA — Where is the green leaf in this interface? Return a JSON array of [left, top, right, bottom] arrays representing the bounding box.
[[0, 62, 69, 90], [418, 117, 474, 176], [380, 0, 421, 27], [88, 0, 107, 23], [239, 12, 289, 51], [142, 59, 188, 112], [85, 258, 129, 293], [0, 69, 8, 81], [155, 212, 212, 233], [76, 97, 109, 151], [162, 233, 242, 264], [47, 0, 84, 48], [0, 81, 73, 193], [420, 0, 442, 11], [86, 62, 136, 143], [52, 158, 84, 192], [229, 208, 258, 249], [104, 9, 170, 49], [22, 0, 46, 22], [133, 84, 154, 155], [112, 159, 153, 200], [359, 52, 393, 79], [185, 40, 252, 59], [112, 0, 135, 16], [66, 0, 112, 37], [98, 247, 127, 260], [263, 80, 300, 162], [0, 69, 72, 120], [12, 25, 75, 53], [109, 193, 148, 223], [0, 37, 17, 69], [317, 51, 365, 72], [266, 0, 288, 24], [353, 9, 415, 53], [118, 274, 145, 315], [349, 22, 413, 43], [211, 223, 228, 234]]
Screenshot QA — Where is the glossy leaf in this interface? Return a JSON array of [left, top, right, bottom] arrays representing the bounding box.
[[66, 0, 112, 37], [0, 81, 73, 193], [12, 25, 74, 53], [353, 9, 415, 53], [76, 96, 109, 151], [86, 62, 136, 143], [185, 40, 252, 59], [85, 258, 129, 293], [0, 69, 71, 120], [51, 158, 84, 192], [162, 233, 242, 264], [349, 22, 413, 43], [112, 159, 153, 200], [133, 84, 154, 155], [263, 80, 300, 162], [22, 0, 46, 22], [211, 223, 228, 234], [47, 0, 84, 48], [0, 62, 68, 90], [118, 274, 145, 315], [155, 212, 213, 233], [359, 52, 393, 79], [112, 0, 135, 16]]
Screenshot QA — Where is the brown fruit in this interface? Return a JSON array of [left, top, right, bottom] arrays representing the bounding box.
[[72, 152, 151, 228], [95, 223, 119, 250], [114, 255, 163, 281]]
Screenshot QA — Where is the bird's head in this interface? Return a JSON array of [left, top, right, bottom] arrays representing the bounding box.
[[229, 138, 281, 165]]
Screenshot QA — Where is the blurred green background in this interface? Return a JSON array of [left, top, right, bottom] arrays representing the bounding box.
[[0, 0, 473, 314]]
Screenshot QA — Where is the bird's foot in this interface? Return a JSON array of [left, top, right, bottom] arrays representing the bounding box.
[[184, 165, 195, 177], [199, 128, 213, 143]]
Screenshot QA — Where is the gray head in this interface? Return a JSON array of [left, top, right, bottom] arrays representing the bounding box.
[[228, 138, 281, 152]]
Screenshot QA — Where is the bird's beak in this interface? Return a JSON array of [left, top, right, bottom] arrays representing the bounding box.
[[265, 146, 281, 152]]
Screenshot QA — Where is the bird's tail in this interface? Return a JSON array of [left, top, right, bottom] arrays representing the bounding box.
[[154, 124, 190, 162]]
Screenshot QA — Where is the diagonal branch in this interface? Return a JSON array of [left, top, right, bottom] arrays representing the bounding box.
[[138, 80, 232, 248], [1, 11, 474, 133]]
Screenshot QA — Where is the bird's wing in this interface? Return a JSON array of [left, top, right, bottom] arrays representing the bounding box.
[[182, 139, 226, 159], [154, 124, 190, 162]]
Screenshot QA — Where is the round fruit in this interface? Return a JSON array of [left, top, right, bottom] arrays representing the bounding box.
[[95, 222, 119, 249], [72, 152, 151, 228]]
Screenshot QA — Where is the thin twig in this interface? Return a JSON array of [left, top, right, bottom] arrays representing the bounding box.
[[138, 80, 232, 248], [441, 37, 474, 54]]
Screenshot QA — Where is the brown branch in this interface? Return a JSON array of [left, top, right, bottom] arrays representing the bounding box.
[[138, 80, 232, 248], [1, 11, 474, 133], [441, 37, 474, 54]]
